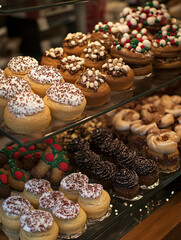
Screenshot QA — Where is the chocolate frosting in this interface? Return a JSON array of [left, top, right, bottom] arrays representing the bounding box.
[[67, 137, 90, 153], [133, 156, 158, 176], [99, 137, 120, 156], [74, 150, 100, 169], [90, 127, 113, 148], [92, 160, 116, 181], [113, 168, 139, 189]]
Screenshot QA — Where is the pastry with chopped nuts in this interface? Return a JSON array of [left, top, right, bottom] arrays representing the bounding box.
[[102, 58, 134, 91], [110, 29, 153, 76], [25, 65, 64, 97], [40, 47, 65, 68], [4, 56, 39, 78], [81, 41, 109, 71], [152, 24, 181, 69], [75, 68, 110, 107], [44, 82, 86, 121], [58, 55, 84, 84], [62, 32, 90, 56]]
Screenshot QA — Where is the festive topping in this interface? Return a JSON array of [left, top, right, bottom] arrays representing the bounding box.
[[63, 32, 89, 47], [0, 171, 7, 184], [7, 92, 45, 118], [2, 196, 31, 215], [0, 69, 5, 80], [39, 191, 65, 209], [28, 65, 63, 84], [79, 183, 103, 199], [102, 58, 130, 77], [83, 41, 107, 60], [0, 76, 31, 99], [53, 199, 80, 220], [60, 55, 84, 73], [46, 82, 85, 106], [7, 56, 38, 73], [77, 68, 107, 92], [20, 210, 53, 232], [45, 47, 64, 59], [24, 179, 51, 195], [60, 172, 89, 191]]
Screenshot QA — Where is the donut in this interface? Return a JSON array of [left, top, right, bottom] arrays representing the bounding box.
[[25, 65, 64, 97], [4, 92, 51, 134], [160, 94, 181, 117], [105, 22, 130, 39], [75, 68, 111, 107], [4, 56, 38, 78], [57, 55, 84, 83], [0, 69, 6, 80], [102, 58, 134, 91], [40, 47, 65, 68], [44, 82, 86, 121]]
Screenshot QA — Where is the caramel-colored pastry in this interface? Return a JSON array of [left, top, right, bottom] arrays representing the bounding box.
[[78, 183, 110, 219], [110, 29, 153, 76], [141, 104, 174, 128], [4, 56, 39, 78], [58, 55, 84, 83], [44, 82, 86, 121], [25, 65, 64, 97], [0, 196, 34, 233], [20, 210, 59, 240], [160, 94, 181, 117], [4, 92, 51, 134], [107, 22, 130, 39], [40, 47, 65, 68], [81, 41, 109, 71], [146, 130, 180, 173], [141, 95, 161, 106], [75, 68, 110, 107], [23, 179, 52, 208], [63, 32, 90, 56], [0, 76, 31, 119], [52, 199, 87, 235], [152, 24, 181, 69], [102, 58, 134, 91]]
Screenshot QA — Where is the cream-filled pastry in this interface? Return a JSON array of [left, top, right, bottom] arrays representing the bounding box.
[[44, 82, 86, 121], [78, 183, 110, 219], [4, 56, 38, 78], [0, 196, 33, 233], [41, 47, 65, 68], [25, 65, 64, 97], [0, 69, 6, 80], [4, 92, 51, 134], [20, 210, 59, 240]]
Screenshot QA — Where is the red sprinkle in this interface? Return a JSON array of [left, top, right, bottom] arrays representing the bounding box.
[[45, 153, 54, 162], [14, 171, 23, 180], [24, 154, 33, 159], [13, 151, 21, 159], [59, 162, 68, 171], [7, 146, 13, 151], [28, 145, 35, 151], [53, 144, 61, 152], [0, 174, 7, 184], [19, 147, 27, 153], [34, 152, 41, 158], [141, 45, 145, 49], [44, 138, 54, 145]]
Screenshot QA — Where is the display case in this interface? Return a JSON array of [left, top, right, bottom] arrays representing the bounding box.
[[0, 1, 181, 240]]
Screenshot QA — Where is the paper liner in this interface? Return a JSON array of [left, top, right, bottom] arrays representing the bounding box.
[[140, 179, 159, 190], [134, 72, 153, 80], [87, 206, 112, 224], [57, 223, 87, 239], [113, 193, 143, 201]]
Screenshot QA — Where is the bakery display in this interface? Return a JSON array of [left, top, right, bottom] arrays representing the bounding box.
[[4, 56, 39, 78], [4, 92, 51, 134], [44, 82, 86, 121], [20, 209, 59, 240], [75, 68, 111, 107], [40, 47, 65, 68]]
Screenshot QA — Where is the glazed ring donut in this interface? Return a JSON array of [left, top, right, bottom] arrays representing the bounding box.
[[113, 109, 140, 131], [147, 131, 180, 154], [141, 95, 161, 106]]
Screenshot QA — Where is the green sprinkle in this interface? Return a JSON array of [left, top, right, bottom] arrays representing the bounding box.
[[175, 41, 179, 46], [141, 49, 145, 53], [131, 38, 139, 45], [117, 46, 121, 50], [144, 21, 147, 25], [156, 19, 159, 23], [145, 46, 150, 51]]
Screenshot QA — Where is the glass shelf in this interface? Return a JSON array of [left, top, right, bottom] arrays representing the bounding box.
[[0, 68, 181, 147], [0, 0, 87, 14]]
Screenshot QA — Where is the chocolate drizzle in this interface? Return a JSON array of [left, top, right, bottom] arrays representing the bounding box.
[[90, 127, 113, 148], [133, 156, 158, 176], [91, 160, 116, 181]]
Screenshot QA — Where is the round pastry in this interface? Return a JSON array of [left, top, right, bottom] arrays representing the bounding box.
[[4, 56, 39, 78], [146, 130, 180, 173], [110, 30, 153, 76], [62, 32, 90, 56], [152, 24, 181, 69], [58, 55, 84, 83], [20, 209, 59, 240], [23, 178, 52, 208], [75, 68, 110, 107], [81, 41, 109, 71], [0, 196, 33, 233], [44, 82, 86, 121], [52, 199, 87, 235], [4, 92, 51, 134], [141, 95, 161, 106], [160, 94, 181, 117], [40, 47, 65, 68], [0, 76, 31, 119], [91, 22, 117, 50], [78, 183, 110, 219], [0, 169, 11, 198], [113, 168, 139, 199], [25, 65, 64, 97], [0, 69, 6, 80], [59, 172, 89, 202], [102, 58, 134, 91], [39, 191, 65, 213], [110, 22, 130, 39]]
